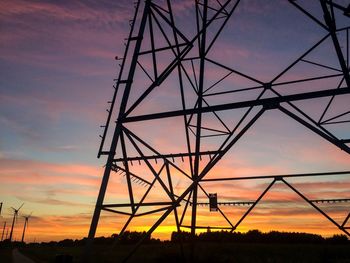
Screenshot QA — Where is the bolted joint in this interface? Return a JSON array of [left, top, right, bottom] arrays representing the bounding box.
[[263, 82, 272, 90], [323, 14, 336, 32], [274, 176, 283, 181]]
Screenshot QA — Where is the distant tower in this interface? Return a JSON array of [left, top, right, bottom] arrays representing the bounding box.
[[87, 0, 350, 261], [9, 203, 23, 242], [1, 221, 5, 241], [21, 213, 32, 243]]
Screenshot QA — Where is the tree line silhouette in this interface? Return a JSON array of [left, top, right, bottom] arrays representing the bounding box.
[[2, 229, 347, 248], [171, 230, 348, 244]]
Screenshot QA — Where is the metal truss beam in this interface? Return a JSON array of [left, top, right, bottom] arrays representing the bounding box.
[[123, 87, 350, 123], [112, 150, 222, 163]]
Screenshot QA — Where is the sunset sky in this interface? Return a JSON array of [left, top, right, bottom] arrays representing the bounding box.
[[1, 0, 350, 243]]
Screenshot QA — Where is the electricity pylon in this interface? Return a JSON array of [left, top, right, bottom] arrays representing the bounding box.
[[86, 1, 350, 261]]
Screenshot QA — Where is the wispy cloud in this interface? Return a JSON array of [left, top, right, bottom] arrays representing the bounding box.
[[1, 0, 349, 242]]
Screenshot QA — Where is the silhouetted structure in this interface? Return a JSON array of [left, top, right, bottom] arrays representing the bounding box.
[[86, 0, 350, 261], [9, 203, 23, 242], [1, 221, 5, 241], [21, 213, 32, 243]]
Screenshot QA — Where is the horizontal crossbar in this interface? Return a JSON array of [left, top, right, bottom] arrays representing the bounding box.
[[113, 150, 222, 162], [123, 87, 350, 122]]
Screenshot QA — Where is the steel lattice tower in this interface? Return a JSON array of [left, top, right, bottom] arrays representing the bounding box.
[[86, 0, 350, 261]]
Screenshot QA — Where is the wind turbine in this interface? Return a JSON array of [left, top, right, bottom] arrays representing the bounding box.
[[9, 203, 24, 242], [1, 221, 6, 241], [21, 212, 32, 243]]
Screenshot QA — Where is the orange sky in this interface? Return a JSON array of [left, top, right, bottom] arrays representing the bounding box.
[[1, 0, 350, 243]]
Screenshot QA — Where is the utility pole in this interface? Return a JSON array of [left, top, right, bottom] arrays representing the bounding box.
[[1, 221, 6, 241]]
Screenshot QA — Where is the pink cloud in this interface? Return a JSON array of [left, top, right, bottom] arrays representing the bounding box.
[[0, 0, 132, 27], [0, 158, 102, 199]]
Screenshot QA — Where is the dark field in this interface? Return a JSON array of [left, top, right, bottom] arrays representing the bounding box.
[[19, 242, 350, 263], [0, 248, 12, 263]]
